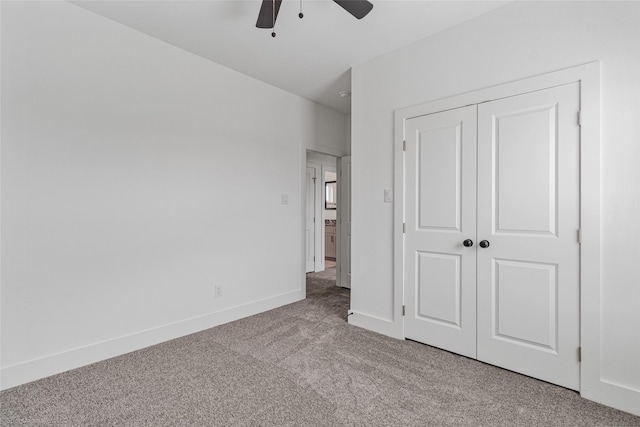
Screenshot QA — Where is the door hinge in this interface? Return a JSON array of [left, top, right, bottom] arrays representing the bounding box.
[[402, 305, 406, 316], [578, 347, 582, 362], [313, 256, 316, 261], [577, 111, 582, 126], [403, 223, 406, 233], [403, 140, 406, 151], [577, 229, 582, 244]]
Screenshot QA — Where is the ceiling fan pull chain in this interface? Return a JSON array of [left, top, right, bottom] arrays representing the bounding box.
[[271, 0, 276, 37], [256, 0, 372, 35]]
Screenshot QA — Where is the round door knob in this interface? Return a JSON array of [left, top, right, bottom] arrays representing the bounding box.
[[463, 239, 473, 247], [479, 240, 490, 248]]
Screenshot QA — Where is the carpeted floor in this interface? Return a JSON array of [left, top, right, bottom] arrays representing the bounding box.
[[1, 275, 639, 426], [307, 266, 337, 281]]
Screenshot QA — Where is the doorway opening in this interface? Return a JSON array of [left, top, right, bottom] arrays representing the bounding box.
[[305, 150, 350, 288], [305, 149, 351, 322]]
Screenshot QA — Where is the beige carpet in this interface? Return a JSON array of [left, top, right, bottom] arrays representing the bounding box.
[[1, 276, 639, 426], [307, 266, 337, 281]]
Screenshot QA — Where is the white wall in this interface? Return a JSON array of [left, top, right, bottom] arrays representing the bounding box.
[[351, 1, 640, 415], [0, 1, 344, 389], [308, 105, 347, 157]]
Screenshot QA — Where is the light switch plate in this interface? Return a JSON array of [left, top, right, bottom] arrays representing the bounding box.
[[384, 189, 393, 203]]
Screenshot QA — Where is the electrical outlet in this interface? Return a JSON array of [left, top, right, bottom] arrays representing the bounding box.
[[214, 285, 222, 298]]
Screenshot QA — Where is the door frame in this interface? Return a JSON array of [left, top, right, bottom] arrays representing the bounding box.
[[394, 62, 600, 396], [304, 164, 318, 272], [306, 161, 323, 272], [337, 156, 351, 288]]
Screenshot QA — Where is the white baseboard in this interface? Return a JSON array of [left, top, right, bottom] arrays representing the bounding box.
[[582, 378, 640, 417], [0, 290, 304, 390], [348, 311, 403, 339]]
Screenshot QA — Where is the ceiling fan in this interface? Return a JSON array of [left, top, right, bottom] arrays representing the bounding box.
[[256, 0, 374, 37]]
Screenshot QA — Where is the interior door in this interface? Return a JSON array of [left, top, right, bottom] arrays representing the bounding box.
[[338, 156, 351, 288], [476, 83, 581, 390], [305, 166, 316, 273], [404, 105, 478, 358]]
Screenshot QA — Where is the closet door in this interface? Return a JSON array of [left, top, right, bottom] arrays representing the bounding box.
[[404, 105, 478, 358], [476, 83, 581, 390]]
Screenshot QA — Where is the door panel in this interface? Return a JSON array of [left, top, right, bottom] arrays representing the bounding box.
[[404, 105, 477, 359], [493, 105, 558, 235], [477, 83, 580, 390], [493, 259, 558, 351], [416, 251, 462, 327], [417, 124, 462, 231]]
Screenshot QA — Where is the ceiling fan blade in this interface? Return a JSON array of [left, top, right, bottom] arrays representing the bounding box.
[[256, 0, 283, 29], [333, 0, 373, 19]]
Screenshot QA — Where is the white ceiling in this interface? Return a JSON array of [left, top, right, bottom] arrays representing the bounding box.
[[72, 0, 509, 114]]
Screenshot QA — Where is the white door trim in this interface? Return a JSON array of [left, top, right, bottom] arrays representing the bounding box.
[[337, 156, 351, 289], [393, 62, 616, 410], [304, 166, 316, 273], [306, 161, 323, 272]]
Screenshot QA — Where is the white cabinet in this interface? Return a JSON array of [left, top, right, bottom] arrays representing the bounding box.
[[325, 224, 336, 260]]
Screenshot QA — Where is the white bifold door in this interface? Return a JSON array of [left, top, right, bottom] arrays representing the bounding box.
[[404, 105, 478, 359], [404, 83, 581, 390]]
